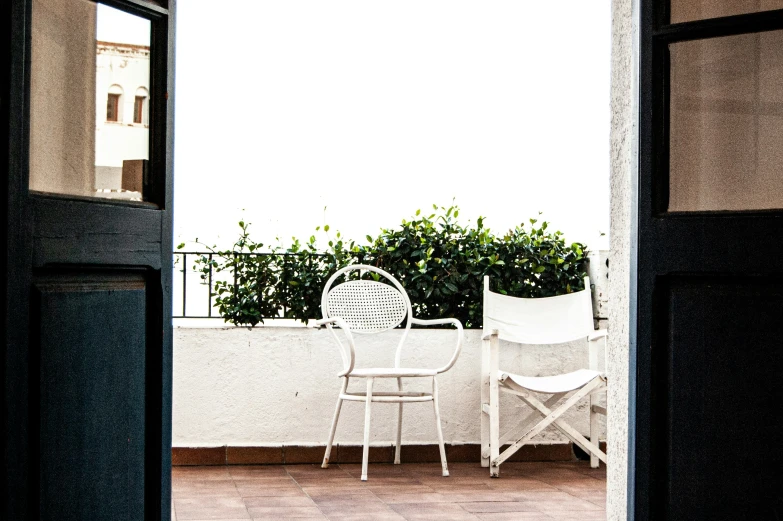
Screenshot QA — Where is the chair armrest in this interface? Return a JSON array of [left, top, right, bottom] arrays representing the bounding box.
[[315, 317, 356, 377], [411, 317, 464, 373], [588, 329, 607, 372]]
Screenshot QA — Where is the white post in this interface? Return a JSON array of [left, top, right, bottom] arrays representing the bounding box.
[[394, 377, 403, 464], [489, 332, 501, 477], [590, 393, 600, 468], [480, 337, 490, 467]]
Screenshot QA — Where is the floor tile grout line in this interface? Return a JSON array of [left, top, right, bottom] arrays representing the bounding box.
[[286, 465, 330, 520], [337, 462, 422, 520], [230, 468, 255, 520]]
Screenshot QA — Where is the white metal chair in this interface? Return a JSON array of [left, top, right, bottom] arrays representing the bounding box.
[[316, 264, 464, 481], [480, 275, 607, 477]]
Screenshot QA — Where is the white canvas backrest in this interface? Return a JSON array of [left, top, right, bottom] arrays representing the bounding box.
[[483, 276, 594, 345], [323, 265, 412, 334]]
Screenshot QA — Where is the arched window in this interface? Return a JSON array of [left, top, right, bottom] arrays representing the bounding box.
[[133, 87, 149, 125], [107, 84, 123, 122]]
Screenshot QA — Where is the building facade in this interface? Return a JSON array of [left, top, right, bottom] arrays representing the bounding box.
[[94, 40, 150, 194]]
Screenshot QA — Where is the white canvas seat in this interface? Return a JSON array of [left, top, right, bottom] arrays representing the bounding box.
[[500, 368, 603, 395], [347, 367, 438, 378], [480, 275, 608, 477], [316, 265, 463, 481]]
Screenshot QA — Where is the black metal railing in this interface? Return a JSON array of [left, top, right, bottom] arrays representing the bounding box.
[[172, 251, 331, 319]]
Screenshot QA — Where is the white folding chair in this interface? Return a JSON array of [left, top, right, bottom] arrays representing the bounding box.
[[479, 275, 607, 477], [316, 264, 464, 481]]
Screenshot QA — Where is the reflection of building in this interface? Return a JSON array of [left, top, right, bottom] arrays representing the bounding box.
[[27, 0, 151, 201], [94, 41, 150, 192]]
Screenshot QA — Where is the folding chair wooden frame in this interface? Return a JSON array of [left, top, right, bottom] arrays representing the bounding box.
[[479, 276, 607, 477]]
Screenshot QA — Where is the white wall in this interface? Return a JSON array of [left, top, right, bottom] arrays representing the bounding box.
[[607, 0, 637, 518], [173, 327, 606, 448], [29, 0, 96, 197]]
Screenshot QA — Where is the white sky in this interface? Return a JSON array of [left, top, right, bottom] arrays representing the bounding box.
[[165, 1, 612, 250], [97, 4, 150, 45]]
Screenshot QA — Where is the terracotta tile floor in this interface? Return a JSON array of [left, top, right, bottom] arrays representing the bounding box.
[[171, 461, 606, 520]]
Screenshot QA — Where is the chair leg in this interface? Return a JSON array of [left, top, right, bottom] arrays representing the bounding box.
[[590, 392, 600, 468], [480, 338, 490, 468], [432, 376, 449, 477], [394, 377, 403, 465], [322, 377, 348, 468], [488, 334, 501, 477], [361, 377, 374, 481], [503, 379, 607, 467]]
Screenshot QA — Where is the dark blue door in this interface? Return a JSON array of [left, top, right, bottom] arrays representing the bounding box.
[[633, 2, 783, 519], [3, 0, 175, 519]]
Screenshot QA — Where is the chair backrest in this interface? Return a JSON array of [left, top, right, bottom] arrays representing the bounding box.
[[483, 276, 594, 344], [322, 265, 413, 335]]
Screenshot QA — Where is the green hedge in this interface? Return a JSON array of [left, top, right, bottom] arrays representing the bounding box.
[[180, 204, 589, 328]]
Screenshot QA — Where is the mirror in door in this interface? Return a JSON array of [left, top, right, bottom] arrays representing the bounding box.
[[668, 30, 783, 212], [30, 0, 153, 203]]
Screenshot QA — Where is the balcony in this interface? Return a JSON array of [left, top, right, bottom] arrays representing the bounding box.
[[170, 242, 610, 519]]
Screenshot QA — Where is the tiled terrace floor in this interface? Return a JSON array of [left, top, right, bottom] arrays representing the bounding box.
[[172, 461, 606, 520]]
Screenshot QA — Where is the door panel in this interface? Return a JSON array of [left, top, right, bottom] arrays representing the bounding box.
[[656, 276, 783, 519], [34, 272, 148, 519]]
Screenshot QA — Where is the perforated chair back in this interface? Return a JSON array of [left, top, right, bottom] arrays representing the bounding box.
[[322, 265, 412, 335], [483, 276, 594, 345]]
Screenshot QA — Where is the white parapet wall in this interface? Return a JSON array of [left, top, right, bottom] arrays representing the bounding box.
[[173, 251, 609, 449], [173, 327, 607, 448]]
